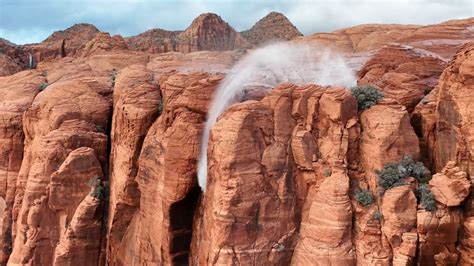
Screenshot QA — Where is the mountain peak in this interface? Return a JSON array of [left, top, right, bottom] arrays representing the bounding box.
[[43, 23, 100, 43], [241, 12, 302, 46], [180, 13, 246, 52]]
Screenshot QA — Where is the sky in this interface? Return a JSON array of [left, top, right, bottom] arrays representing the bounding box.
[[0, 0, 473, 45]]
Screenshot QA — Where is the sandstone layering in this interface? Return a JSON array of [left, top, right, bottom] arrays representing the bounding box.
[[0, 11, 473, 266]]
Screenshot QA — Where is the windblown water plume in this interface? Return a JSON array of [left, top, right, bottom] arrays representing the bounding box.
[[197, 42, 356, 191]]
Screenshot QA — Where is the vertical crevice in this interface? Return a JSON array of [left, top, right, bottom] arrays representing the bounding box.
[[60, 39, 66, 57], [96, 91, 115, 266], [169, 185, 201, 265]]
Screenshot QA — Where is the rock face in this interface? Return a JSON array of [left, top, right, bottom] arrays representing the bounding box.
[[7, 76, 110, 264], [178, 13, 246, 52], [0, 39, 32, 76], [358, 44, 447, 111], [126, 29, 181, 53], [301, 23, 419, 53], [0, 71, 42, 263], [397, 18, 474, 59], [355, 101, 420, 265], [127, 13, 246, 53], [429, 161, 471, 206], [191, 84, 358, 265], [434, 42, 474, 174], [27, 23, 100, 59], [78, 32, 128, 57], [127, 12, 304, 53], [359, 102, 420, 192], [411, 87, 438, 170], [433, 42, 474, 264], [109, 72, 223, 265], [241, 12, 302, 47], [292, 169, 354, 265], [417, 208, 461, 265], [302, 17, 473, 59], [53, 194, 103, 265], [3, 51, 124, 264], [106, 65, 160, 262], [381, 185, 417, 264]]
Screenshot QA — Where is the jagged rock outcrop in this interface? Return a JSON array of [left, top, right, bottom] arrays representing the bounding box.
[[381, 185, 417, 264], [53, 194, 103, 265], [110, 72, 223, 265], [292, 169, 355, 265], [0, 70, 42, 263], [397, 18, 474, 59], [417, 208, 461, 265], [359, 102, 420, 192], [0, 53, 23, 76], [358, 44, 447, 111], [429, 161, 471, 206], [192, 84, 358, 265], [301, 24, 419, 53], [25, 23, 100, 60], [241, 12, 302, 47], [79, 32, 128, 57], [6, 59, 112, 265], [302, 17, 473, 60], [411, 87, 438, 169], [128, 13, 247, 53], [47, 147, 105, 265], [126, 28, 181, 53], [356, 101, 420, 264], [178, 13, 246, 52], [106, 65, 160, 262], [434, 42, 474, 174], [0, 39, 33, 76], [440, 44, 474, 261]]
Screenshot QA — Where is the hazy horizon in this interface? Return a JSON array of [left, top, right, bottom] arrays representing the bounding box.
[[0, 0, 472, 45]]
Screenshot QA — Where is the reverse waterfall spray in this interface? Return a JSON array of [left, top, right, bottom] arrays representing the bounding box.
[[197, 42, 356, 191]]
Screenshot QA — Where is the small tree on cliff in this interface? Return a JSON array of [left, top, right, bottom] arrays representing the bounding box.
[[376, 155, 431, 194], [355, 189, 374, 206], [416, 184, 437, 211], [88, 176, 109, 200], [351, 85, 384, 110], [377, 155, 436, 212]]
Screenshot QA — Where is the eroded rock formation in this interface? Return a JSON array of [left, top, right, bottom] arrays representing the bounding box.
[[0, 13, 473, 266], [358, 44, 447, 111]]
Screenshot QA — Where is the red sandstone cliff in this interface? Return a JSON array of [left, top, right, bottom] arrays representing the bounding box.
[[0, 14, 473, 266]]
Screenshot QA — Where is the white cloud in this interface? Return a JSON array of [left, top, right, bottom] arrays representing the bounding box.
[[0, 0, 472, 44]]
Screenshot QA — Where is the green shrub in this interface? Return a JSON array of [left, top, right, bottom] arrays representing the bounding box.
[[355, 189, 374, 206], [350, 85, 384, 110], [376, 155, 431, 194], [38, 82, 48, 91], [417, 184, 437, 212], [88, 176, 109, 200], [398, 155, 431, 183], [373, 211, 383, 220]]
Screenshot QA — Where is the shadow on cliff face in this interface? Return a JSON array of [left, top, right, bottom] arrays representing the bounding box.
[[197, 42, 357, 191], [169, 186, 201, 265]]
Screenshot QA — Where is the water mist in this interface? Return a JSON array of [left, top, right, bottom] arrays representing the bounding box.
[[197, 42, 356, 191]]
